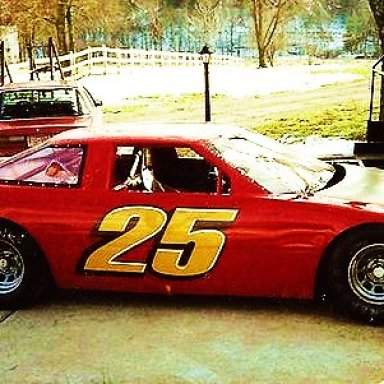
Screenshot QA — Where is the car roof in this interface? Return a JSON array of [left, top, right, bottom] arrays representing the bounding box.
[[0, 80, 80, 92], [51, 122, 241, 144]]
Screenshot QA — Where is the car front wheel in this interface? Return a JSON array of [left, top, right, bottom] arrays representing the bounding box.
[[328, 227, 384, 324], [0, 224, 49, 308]]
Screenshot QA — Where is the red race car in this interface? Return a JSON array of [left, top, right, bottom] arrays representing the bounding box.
[[0, 80, 102, 157], [1, 123, 384, 323]]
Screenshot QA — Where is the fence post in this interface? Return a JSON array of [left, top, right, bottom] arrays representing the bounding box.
[[103, 45, 107, 75], [87, 47, 92, 76], [118, 48, 122, 74], [70, 51, 75, 78]]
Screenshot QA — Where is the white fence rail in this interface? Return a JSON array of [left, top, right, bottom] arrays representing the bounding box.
[[10, 46, 244, 82]]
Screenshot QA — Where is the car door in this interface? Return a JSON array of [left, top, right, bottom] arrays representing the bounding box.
[[70, 143, 246, 295]]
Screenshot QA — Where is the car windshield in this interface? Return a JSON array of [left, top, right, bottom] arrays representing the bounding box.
[[210, 128, 335, 195], [0, 87, 83, 120]]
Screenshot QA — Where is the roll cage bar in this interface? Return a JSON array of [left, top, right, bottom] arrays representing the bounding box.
[[354, 55, 384, 167]]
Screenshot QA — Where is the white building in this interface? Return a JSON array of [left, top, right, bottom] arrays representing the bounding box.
[[0, 26, 19, 63]]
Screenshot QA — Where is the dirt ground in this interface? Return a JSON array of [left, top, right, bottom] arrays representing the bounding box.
[[1, 292, 384, 384]]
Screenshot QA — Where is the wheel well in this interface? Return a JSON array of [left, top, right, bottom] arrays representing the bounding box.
[[0, 218, 54, 285], [314, 222, 384, 299], [0, 218, 30, 233]]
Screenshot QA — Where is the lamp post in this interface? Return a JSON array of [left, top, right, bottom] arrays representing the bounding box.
[[0, 41, 4, 86], [199, 44, 212, 122]]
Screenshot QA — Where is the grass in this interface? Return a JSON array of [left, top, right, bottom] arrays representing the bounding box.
[[255, 100, 368, 140], [103, 92, 369, 141], [102, 61, 373, 141]]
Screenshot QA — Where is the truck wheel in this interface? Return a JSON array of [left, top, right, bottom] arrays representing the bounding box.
[[328, 228, 384, 324], [0, 225, 49, 308]]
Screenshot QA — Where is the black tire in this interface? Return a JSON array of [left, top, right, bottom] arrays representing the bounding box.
[[0, 224, 50, 308], [328, 227, 384, 324]]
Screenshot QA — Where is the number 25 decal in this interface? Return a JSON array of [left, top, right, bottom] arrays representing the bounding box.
[[84, 206, 238, 277]]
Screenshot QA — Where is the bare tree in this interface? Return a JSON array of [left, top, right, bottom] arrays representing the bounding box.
[[187, 0, 222, 46], [42, 0, 128, 52], [128, 0, 165, 49], [32, 0, 75, 53], [368, 0, 384, 55], [83, 0, 129, 47], [250, 0, 299, 68]]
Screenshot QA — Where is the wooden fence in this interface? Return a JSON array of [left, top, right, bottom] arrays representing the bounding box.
[[10, 46, 244, 81]]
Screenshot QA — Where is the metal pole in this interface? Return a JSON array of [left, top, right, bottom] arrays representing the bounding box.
[[369, 54, 384, 121], [204, 61, 211, 122], [381, 60, 384, 121], [0, 41, 4, 86]]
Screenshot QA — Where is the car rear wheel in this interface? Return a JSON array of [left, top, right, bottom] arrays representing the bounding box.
[[328, 228, 384, 324], [0, 224, 50, 308]]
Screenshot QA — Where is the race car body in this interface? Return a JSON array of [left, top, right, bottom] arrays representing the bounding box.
[[0, 123, 384, 323]]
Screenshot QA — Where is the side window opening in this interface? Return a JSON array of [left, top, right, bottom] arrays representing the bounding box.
[[0, 146, 84, 186], [113, 145, 231, 194], [114, 147, 137, 186]]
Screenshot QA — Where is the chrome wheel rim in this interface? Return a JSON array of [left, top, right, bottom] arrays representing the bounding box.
[[348, 244, 384, 305], [0, 240, 25, 295]]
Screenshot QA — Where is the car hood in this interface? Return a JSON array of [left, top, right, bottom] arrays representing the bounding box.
[[316, 164, 384, 205]]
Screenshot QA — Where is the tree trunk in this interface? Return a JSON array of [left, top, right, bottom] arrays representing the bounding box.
[[251, 0, 287, 68], [252, 0, 267, 68], [56, 0, 68, 54], [258, 46, 268, 68], [368, 0, 384, 120], [67, 5, 75, 53]]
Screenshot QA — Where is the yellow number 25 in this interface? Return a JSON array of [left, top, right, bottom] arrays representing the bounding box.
[[84, 206, 238, 277]]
